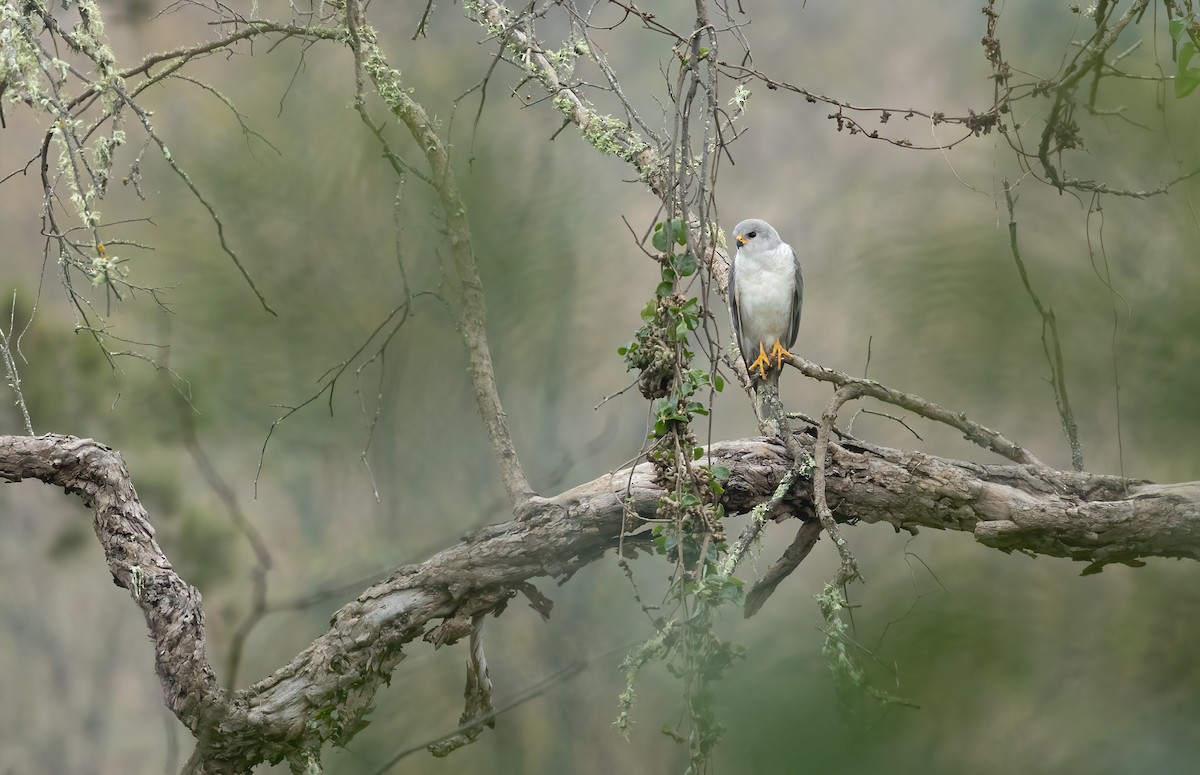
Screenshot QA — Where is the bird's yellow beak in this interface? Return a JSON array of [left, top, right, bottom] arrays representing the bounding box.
[[735, 233, 747, 246]]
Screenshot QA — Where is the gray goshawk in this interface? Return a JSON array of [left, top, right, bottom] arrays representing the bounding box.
[[728, 218, 804, 386]]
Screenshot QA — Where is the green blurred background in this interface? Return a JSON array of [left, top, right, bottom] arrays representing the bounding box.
[[2, 1, 1199, 773]]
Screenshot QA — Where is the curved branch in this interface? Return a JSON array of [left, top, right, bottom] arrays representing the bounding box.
[[3, 430, 1196, 767], [0, 435, 228, 733]]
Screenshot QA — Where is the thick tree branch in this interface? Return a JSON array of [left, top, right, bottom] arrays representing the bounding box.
[[3, 430, 1195, 768], [0, 436, 229, 747]]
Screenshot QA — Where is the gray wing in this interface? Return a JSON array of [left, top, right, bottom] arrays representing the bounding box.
[[727, 254, 751, 363], [784, 246, 804, 350]]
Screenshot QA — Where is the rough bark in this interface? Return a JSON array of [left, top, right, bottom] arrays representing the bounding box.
[[2, 430, 1196, 771]]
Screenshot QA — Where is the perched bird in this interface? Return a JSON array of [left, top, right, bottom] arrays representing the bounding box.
[[727, 218, 804, 387]]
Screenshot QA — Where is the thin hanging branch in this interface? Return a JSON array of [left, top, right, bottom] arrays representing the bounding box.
[[1003, 179, 1084, 471], [0, 292, 34, 436]]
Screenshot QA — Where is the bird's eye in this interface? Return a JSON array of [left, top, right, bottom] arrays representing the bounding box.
[[747, 231, 757, 238]]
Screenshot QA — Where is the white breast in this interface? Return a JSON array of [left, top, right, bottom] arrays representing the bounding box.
[[735, 244, 795, 348]]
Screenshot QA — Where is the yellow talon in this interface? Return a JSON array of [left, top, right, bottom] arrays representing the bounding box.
[[746, 341, 795, 381], [746, 342, 772, 382], [769, 340, 794, 369]]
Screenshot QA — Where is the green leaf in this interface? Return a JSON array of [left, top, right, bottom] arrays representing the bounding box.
[[672, 218, 687, 246], [1176, 43, 1200, 98], [1170, 17, 1187, 42], [693, 446, 705, 460], [713, 372, 725, 392], [675, 251, 697, 277], [710, 465, 731, 481], [656, 280, 675, 297], [652, 222, 669, 252]]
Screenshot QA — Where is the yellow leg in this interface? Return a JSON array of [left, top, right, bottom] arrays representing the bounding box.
[[769, 340, 795, 369], [746, 342, 772, 381]]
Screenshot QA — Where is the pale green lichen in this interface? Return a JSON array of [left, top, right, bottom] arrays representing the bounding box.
[[465, 1, 649, 166], [545, 36, 586, 80], [74, 0, 116, 75], [361, 25, 406, 110], [551, 92, 573, 114], [712, 224, 727, 250], [90, 254, 128, 288], [729, 84, 751, 117], [96, 72, 122, 115], [128, 564, 144, 600], [464, 0, 511, 38], [92, 129, 126, 191], [56, 125, 104, 229], [580, 111, 642, 162], [1, 9, 47, 106], [48, 56, 69, 80], [615, 621, 676, 739]]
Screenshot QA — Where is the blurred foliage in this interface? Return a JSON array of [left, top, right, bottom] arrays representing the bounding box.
[[1, 1, 1199, 774]]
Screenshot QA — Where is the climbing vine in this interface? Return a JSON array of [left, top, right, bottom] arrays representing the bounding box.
[[617, 217, 743, 768]]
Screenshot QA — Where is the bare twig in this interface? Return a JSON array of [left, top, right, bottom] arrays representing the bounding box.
[[0, 292, 34, 435], [786, 355, 1050, 470], [813, 384, 866, 586], [173, 388, 273, 692], [1003, 179, 1083, 471]]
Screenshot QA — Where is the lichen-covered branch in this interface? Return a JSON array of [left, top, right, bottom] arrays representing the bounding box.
[[3, 431, 1196, 767], [469, 0, 666, 196]]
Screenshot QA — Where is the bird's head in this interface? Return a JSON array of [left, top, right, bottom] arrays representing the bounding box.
[[732, 218, 782, 256]]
